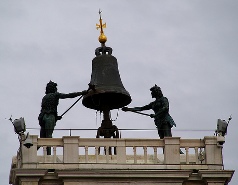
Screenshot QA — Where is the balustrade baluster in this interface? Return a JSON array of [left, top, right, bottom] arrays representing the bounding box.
[[143, 146, 147, 164], [195, 147, 199, 164], [185, 147, 189, 164], [95, 146, 99, 163], [43, 146, 47, 162], [153, 147, 158, 164], [133, 146, 137, 164], [85, 146, 88, 163], [106, 146, 109, 163], [53, 146, 56, 163]]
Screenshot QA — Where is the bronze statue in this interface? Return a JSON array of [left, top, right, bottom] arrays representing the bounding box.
[[122, 85, 176, 139], [38, 81, 87, 155]]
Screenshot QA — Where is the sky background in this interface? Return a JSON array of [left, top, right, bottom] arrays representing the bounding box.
[[0, 0, 237, 184]]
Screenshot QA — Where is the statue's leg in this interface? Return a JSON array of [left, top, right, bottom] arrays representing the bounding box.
[[43, 114, 56, 155], [96, 128, 101, 154], [163, 122, 172, 137], [113, 127, 119, 155], [40, 126, 46, 138], [38, 126, 46, 150], [157, 128, 165, 153], [155, 120, 164, 139], [158, 123, 169, 154], [157, 128, 164, 139]]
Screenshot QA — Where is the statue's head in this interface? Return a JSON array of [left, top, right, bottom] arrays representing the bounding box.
[[45, 81, 57, 94], [150, 84, 163, 98]]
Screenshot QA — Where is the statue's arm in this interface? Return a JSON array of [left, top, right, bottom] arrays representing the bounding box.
[[122, 103, 152, 112], [139, 104, 152, 111], [58, 90, 87, 99]]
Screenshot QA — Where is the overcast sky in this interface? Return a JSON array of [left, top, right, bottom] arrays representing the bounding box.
[[1, 1, 237, 184]]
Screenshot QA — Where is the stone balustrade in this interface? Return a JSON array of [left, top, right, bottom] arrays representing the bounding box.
[[15, 136, 224, 169], [9, 136, 234, 185]]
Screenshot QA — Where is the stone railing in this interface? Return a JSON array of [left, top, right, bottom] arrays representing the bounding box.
[[16, 136, 224, 170]]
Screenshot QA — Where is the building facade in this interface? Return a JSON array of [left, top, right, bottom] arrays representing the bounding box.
[[9, 135, 234, 185]]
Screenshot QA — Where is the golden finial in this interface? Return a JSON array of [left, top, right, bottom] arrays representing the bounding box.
[[96, 9, 107, 45]]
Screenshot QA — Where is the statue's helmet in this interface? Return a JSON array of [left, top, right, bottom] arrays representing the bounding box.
[[45, 81, 57, 94], [150, 84, 163, 97]]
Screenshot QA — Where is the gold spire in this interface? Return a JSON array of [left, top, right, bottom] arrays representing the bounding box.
[[96, 9, 107, 45]]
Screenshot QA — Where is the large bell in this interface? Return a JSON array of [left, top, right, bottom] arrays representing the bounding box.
[[82, 47, 131, 111]]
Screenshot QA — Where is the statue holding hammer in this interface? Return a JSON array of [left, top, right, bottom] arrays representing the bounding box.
[[122, 85, 176, 139], [38, 81, 88, 155]]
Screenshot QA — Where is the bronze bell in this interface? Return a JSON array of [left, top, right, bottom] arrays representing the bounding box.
[[83, 11, 131, 154], [82, 46, 131, 111]]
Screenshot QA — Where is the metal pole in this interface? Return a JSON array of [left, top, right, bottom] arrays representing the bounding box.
[[60, 95, 83, 117], [128, 110, 151, 117]]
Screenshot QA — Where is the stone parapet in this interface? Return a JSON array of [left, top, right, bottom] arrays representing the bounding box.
[[9, 136, 234, 185]]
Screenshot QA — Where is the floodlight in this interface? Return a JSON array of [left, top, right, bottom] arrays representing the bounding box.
[[217, 119, 228, 137], [23, 136, 33, 148], [13, 117, 26, 134]]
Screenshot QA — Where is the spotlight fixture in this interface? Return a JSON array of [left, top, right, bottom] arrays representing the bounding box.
[[216, 119, 228, 137], [13, 117, 26, 134]]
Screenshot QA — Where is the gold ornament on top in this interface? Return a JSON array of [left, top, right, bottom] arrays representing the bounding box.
[[96, 9, 107, 45]]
